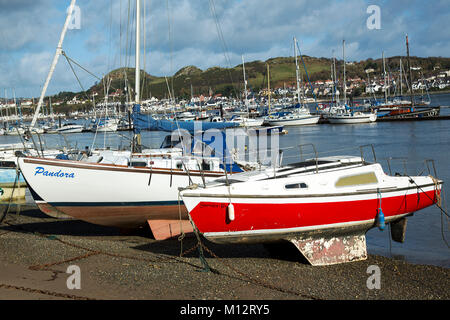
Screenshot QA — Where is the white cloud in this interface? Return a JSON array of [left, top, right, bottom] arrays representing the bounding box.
[[1, 0, 449, 97]]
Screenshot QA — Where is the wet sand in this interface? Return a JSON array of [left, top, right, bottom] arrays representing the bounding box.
[[0, 206, 448, 302]]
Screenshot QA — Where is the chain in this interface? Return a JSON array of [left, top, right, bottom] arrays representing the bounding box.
[[0, 283, 95, 300], [2, 215, 322, 299], [29, 251, 101, 271], [199, 243, 321, 300]]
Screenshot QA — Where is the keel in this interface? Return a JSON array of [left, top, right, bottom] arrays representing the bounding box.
[[289, 233, 368, 266], [390, 217, 408, 243], [147, 219, 193, 240]]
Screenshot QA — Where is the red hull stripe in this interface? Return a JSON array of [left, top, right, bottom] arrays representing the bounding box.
[[190, 189, 437, 233]]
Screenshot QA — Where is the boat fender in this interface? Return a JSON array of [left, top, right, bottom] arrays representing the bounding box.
[[227, 203, 235, 221], [377, 208, 385, 231], [377, 190, 385, 231]]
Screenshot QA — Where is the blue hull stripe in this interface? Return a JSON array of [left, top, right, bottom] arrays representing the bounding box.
[[48, 200, 180, 207]]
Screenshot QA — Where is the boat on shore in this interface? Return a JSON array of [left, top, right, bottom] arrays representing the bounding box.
[[181, 150, 442, 266], [17, 126, 260, 240]]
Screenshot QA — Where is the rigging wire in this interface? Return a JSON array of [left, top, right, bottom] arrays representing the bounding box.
[[208, 0, 239, 100], [165, 0, 175, 101]]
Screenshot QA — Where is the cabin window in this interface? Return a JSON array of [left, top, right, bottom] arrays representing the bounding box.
[[130, 161, 147, 167], [285, 182, 308, 189], [176, 162, 183, 170], [200, 160, 211, 171], [335, 172, 378, 187]]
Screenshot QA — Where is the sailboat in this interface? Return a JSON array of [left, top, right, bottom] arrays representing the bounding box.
[[229, 56, 264, 128], [326, 40, 377, 124], [18, 0, 252, 240], [181, 149, 442, 266], [370, 38, 439, 119], [264, 37, 320, 126]]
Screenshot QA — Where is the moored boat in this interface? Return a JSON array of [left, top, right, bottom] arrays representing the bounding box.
[[326, 109, 377, 124], [264, 109, 320, 126], [55, 122, 84, 133]]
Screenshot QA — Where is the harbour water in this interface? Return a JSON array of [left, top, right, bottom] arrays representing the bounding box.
[[1, 92, 449, 268]]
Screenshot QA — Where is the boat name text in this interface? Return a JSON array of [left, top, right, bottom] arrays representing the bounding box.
[[34, 166, 75, 179]]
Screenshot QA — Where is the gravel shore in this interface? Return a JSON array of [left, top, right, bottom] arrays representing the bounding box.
[[0, 206, 448, 302]]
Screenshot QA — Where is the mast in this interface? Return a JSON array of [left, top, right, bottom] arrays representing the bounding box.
[[242, 55, 249, 116], [342, 40, 346, 106], [132, 0, 142, 153], [267, 63, 271, 114], [294, 37, 301, 105], [30, 0, 77, 129], [382, 51, 387, 103], [399, 58, 403, 97], [333, 53, 338, 103], [331, 57, 335, 105], [135, 0, 141, 104], [406, 34, 414, 110]]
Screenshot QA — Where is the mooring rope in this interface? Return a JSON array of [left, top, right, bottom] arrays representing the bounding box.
[[407, 175, 450, 249], [0, 166, 21, 224]]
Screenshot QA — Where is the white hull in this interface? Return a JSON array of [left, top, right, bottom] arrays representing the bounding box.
[[327, 113, 377, 124], [18, 157, 224, 230], [242, 118, 265, 127], [230, 117, 265, 127], [94, 123, 118, 132], [56, 126, 84, 133], [266, 116, 320, 126]]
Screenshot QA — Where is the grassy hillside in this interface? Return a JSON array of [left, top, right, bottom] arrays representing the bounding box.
[[81, 56, 450, 101]]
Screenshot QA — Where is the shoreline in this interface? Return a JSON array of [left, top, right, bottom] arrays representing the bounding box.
[[0, 207, 448, 301]]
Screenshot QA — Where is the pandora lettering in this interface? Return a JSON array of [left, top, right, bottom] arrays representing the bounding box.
[[34, 166, 75, 179]]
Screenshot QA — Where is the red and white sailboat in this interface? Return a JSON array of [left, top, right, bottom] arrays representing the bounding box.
[[181, 152, 442, 265]]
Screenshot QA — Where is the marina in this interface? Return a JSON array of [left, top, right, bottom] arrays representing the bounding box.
[[1, 97, 449, 267], [0, 0, 449, 305]]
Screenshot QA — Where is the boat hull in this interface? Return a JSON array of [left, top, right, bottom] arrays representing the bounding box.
[[0, 167, 26, 201], [18, 157, 223, 231], [327, 113, 377, 124], [34, 201, 188, 228], [240, 119, 265, 127], [182, 184, 439, 244], [265, 116, 320, 126], [56, 127, 84, 133]]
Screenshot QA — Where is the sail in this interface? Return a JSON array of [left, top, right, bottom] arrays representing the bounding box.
[[131, 105, 239, 133]]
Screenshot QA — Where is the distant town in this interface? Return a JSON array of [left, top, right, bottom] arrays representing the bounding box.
[[1, 57, 449, 120]]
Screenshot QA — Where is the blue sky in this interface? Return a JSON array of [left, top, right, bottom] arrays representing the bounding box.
[[0, 0, 449, 98]]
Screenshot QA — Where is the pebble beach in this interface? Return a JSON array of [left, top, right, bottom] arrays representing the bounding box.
[[0, 205, 448, 302]]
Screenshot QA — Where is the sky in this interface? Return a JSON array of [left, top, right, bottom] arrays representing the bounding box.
[[0, 0, 449, 98]]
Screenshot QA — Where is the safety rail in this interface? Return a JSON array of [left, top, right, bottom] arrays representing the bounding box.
[[359, 144, 377, 163], [299, 143, 319, 173]]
